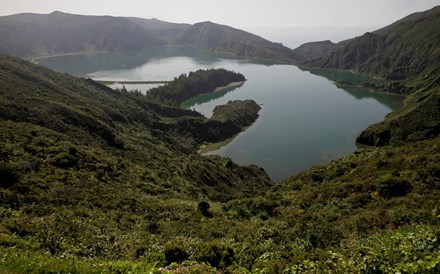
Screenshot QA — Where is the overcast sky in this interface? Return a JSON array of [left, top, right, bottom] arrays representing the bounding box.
[[2, 0, 439, 28]]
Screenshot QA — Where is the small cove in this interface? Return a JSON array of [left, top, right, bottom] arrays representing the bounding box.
[[37, 46, 404, 181]]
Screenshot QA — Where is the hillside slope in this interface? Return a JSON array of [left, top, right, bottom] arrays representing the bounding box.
[[176, 21, 300, 62], [304, 6, 440, 81], [0, 53, 270, 194], [292, 40, 346, 61], [300, 5, 440, 146], [127, 17, 190, 43], [0, 11, 164, 57], [1, 53, 439, 273], [0, 12, 299, 62]]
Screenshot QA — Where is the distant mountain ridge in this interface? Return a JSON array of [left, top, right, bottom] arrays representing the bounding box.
[[0, 11, 164, 57], [176, 21, 300, 62], [292, 40, 347, 61], [0, 11, 299, 62], [299, 5, 440, 81], [294, 5, 440, 147]]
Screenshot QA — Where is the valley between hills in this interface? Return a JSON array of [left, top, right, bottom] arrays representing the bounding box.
[[0, 5, 439, 274]]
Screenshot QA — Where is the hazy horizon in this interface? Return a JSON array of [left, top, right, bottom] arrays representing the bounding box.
[[2, 1, 439, 28]]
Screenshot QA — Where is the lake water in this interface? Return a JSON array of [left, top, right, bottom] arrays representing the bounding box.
[[37, 46, 403, 181]]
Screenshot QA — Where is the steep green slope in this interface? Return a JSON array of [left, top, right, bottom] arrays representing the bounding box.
[[176, 21, 300, 62], [0, 53, 270, 194], [127, 17, 190, 43], [0, 53, 439, 273], [1, 122, 438, 272], [304, 6, 440, 81], [0, 11, 164, 58], [300, 6, 440, 146], [0, 12, 299, 63], [0, 55, 274, 271]]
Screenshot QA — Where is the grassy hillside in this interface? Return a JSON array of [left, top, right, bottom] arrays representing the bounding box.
[[1, 7, 440, 272], [127, 17, 190, 43], [303, 6, 440, 81], [299, 5, 440, 147], [0, 51, 439, 273], [292, 40, 346, 62], [176, 21, 300, 62], [0, 11, 164, 58], [0, 12, 299, 63]]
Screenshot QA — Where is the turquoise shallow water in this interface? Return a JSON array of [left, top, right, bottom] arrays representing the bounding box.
[[38, 47, 403, 181]]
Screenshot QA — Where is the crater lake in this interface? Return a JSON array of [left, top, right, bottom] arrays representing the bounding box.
[[37, 46, 404, 181]]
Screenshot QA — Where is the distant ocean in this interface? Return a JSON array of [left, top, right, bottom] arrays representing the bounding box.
[[241, 26, 378, 49]]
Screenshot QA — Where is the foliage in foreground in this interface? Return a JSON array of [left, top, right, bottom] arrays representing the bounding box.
[[0, 53, 439, 272], [1, 226, 439, 273]]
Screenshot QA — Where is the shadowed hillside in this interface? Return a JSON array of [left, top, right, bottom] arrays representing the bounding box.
[[0, 11, 164, 57], [297, 5, 440, 146], [176, 21, 300, 62], [303, 6, 440, 81], [0, 12, 300, 63]]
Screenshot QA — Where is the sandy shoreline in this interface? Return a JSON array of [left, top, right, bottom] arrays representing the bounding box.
[[29, 51, 109, 64], [214, 81, 246, 92]]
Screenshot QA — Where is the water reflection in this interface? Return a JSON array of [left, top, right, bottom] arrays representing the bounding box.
[[37, 46, 280, 77], [36, 51, 405, 182], [182, 84, 244, 114], [301, 67, 404, 110]]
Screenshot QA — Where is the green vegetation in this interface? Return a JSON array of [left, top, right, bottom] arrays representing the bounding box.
[[1, 6, 440, 272], [0, 12, 299, 63], [299, 5, 440, 147], [1, 51, 439, 273], [0, 11, 164, 58], [292, 40, 345, 62], [356, 82, 440, 146], [146, 69, 245, 106], [305, 6, 440, 81], [176, 21, 300, 62]]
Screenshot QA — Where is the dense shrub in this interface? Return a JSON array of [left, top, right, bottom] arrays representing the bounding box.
[[51, 152, 78, 169], [164, 242, 189, 264], [146, 69, 245, 106], [306, 222, 344, 249], [195, 241, 234, 268], [0, 162, 20, 188], [378, 176, 413, 199], [197, 201, 213, 218]]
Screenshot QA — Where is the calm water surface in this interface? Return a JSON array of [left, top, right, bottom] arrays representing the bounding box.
[[38, 47, 403, 181]]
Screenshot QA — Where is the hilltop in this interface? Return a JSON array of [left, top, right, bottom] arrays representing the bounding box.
[[176, 21, 299, 62], [296, 5, 440, 81], [0, 11, 299, 62], [0, 11, 164, 57]]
